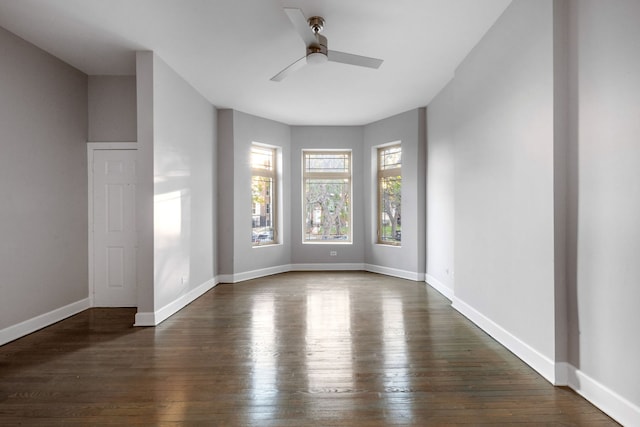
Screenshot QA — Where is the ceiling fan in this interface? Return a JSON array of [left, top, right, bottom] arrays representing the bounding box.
[[271, 8, 384, 82]]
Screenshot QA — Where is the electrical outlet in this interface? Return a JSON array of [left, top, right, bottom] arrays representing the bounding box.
[[330, 250, 337, 256]]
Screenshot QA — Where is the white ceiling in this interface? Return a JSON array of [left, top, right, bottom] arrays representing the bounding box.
[[0, 0, 511, 125]]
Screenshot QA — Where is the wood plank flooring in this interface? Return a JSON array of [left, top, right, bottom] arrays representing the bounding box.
[[0, 272, 618, 426]]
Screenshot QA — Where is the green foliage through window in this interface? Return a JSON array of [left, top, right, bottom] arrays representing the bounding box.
[[252, 145, 277, 246], [378, 145, 401, 245], [303, 151, 352, 242]]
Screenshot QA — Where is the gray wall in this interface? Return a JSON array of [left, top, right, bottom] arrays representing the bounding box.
[[135, 52, 155, 316], [454, 0, 556, 361], [134, 51, 217, 320], [363, 109, 426, 279], [152, 54, 216, 310], [568, 0, 640, 415], [426, 82, 456, 298], [88, 75, 137, 142], [216, 109, 235, 277], [427, 0, 558, 376], [0, 26, 88, 331]]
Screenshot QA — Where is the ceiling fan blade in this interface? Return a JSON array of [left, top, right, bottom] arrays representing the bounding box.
[[284, 8, 316, 46], [270, 56, 307, 82], [328, 50, 384, 69]]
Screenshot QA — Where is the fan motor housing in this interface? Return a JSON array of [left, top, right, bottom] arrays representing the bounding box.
[[307, 33, 328, 56]]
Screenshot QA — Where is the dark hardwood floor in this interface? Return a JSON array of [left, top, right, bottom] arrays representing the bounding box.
[[0, 272, 617, 426]]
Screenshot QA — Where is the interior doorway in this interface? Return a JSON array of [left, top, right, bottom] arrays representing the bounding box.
[[88, 145, 137, 307]]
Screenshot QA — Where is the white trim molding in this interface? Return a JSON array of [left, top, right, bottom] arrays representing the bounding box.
[[554, 361, 570, 387], [365, 264, 425, 282], [452, 296, 556, 384], [217, 274, 234, 284], [0, 298, 91, 346], [133, 311, 156, 327], [291, 263, 365, 272], [87, 141, 138, 149], [425, 274, 454, 301], [228, 264, 292, 283], [565, 364, 640, 427], [134, 278, 218, 326], [218, 264, 426, 284]]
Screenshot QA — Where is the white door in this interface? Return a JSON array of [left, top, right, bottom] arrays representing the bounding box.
[[92, 149, 137, 307]]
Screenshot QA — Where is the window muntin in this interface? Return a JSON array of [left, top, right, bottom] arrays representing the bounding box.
[[252, 145, 277, 246], [377, 144, 401, 245], [303, 151, 352, 243]]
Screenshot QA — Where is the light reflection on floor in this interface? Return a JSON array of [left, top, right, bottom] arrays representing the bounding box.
[[249, 293, 277, 423], [305, 288, 354, 397], [382, 296, 412, 423], [246, 283, 417, 423]]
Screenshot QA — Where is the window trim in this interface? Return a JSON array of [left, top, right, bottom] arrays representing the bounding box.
[[302, 149, 353, 244], [251, 143, 278, 247], [377, 143, 402, 246]]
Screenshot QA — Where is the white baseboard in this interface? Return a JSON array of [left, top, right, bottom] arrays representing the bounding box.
[[291, 263, 365, 271], [0, 298, 91, 346], [555, 361, 570, 386], [221, 264, 424, 283], [217, 274, 234, 284], [228, 264, 292, 283], [134, 277, 219, 326], [565, 364, 640, 427], [365, 264, 425, 281], [133, 311, 156, 327], [425, 274, 454, 300], [452, 296, 556, 384]]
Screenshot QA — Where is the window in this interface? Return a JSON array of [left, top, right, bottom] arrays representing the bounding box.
[[377, 144, 401, 245], [252, 144, 277, 246], [303, 150, 352, 243]]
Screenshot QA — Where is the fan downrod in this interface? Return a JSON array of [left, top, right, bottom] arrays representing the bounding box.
[[307, 16, 325, 33]]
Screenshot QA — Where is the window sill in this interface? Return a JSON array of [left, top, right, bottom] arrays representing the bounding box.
[[375, 243, 402, 248], [302, 241, 353, 245], [252, 242, 282, 249]]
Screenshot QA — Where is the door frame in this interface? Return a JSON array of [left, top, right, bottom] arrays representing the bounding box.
[[87, 142, 138, 307]]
